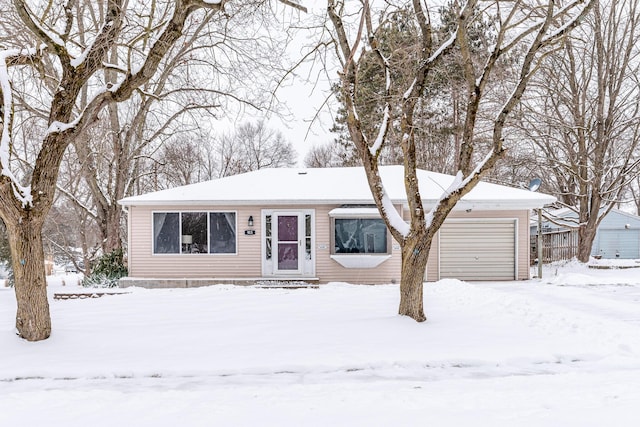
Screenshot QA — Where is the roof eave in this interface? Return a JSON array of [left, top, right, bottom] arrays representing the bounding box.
[[119, 197, 555, 210], [118, 198, 401, 207]]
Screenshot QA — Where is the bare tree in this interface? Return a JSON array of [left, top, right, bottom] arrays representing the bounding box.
[[61, 1, 297, 258], [304, 142, 344, 167], [630, 176, 640, 216], [47, 151, 100, 275], [326, 0, 593, 321], [215, 121, 297, 177], [519, 0, 640, 262], [0, 0, 305, 341], [156, 135, 215, 187]]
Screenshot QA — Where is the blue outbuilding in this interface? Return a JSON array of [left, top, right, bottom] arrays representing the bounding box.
[[531, 208, 640, 260]]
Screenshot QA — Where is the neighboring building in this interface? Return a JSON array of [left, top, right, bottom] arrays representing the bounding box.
[[118, 166, 555, 287], [531, 208, 640, 260]]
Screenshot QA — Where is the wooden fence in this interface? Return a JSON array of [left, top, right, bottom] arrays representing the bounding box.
[[531, 229, 579, 264]]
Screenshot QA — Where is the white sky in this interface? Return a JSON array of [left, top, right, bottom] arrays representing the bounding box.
[[223, 1, 338, 166]]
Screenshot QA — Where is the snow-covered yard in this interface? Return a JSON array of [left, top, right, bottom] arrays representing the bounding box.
[[1, 262, 640, 426]]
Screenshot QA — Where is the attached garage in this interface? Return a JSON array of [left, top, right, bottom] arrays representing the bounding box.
[[439, 220, 517, 281]]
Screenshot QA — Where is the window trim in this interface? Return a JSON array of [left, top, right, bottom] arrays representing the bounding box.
[[152, 210, 238, 256]]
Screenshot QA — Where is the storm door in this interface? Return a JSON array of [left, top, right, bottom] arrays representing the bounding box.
[[275, 214, 301, 273], [262, 210, 315, 277]]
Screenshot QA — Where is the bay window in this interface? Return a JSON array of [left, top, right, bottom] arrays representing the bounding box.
[[333, 218, 389, 254]]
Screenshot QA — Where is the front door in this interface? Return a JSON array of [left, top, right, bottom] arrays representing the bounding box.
[[275, 214, 301, 273], [262, 210, 314, 277]]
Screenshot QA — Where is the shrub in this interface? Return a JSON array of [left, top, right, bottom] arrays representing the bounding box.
[[82, 248, 127, 288]]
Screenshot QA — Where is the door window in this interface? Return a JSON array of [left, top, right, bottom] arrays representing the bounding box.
[[277, 215, 299, 270]]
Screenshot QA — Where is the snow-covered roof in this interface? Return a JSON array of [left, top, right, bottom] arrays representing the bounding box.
[[531, 207, 640, 229], [119, 166, 556, 210]]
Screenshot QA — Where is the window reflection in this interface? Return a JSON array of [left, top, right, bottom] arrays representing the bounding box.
[[334, 218, 387, 254], [152, 211, 236, 255]]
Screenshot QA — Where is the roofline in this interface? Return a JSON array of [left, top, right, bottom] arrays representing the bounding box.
[[119, 198, 554, 210], [544, 206, 640, 220], [118, 198, 401, 207]]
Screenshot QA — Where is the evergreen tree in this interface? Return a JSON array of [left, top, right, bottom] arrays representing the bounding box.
[[0, 219, 12, 286], [329, 2, 498, 173]]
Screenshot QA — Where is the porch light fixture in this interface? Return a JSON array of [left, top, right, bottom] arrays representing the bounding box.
[[248, 215, 254, 227]]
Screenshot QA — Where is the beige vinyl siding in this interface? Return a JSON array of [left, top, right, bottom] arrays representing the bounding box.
[[128, 205, 262, 278]]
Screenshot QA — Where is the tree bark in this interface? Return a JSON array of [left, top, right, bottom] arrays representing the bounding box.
[[577, 224, 598, 262], [6, 217, 51, 341], [104, 208, 124, 253], [398, 234, 430, 322]]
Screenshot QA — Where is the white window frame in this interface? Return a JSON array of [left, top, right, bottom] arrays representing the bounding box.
[[328, 207, 392, 269], [151, 210, 238, 256]]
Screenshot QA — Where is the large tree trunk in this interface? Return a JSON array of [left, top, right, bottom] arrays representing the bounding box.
[[398, 235, 431, 322], [7, 218, 51, 341], [103, 206, 124, 254], [577, 224, 598, 262]]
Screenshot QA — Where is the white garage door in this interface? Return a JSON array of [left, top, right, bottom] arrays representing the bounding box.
[[439, 220, 516, 281]]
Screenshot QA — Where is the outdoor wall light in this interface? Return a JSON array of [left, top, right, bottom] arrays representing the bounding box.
[[248, 215, 254, 227]]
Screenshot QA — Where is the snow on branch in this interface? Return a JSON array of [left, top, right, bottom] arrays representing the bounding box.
[[382, 191, 410, 237], [499, 0, 593, 55], [540, 0, 594, 45], [47, 116, 81, 135], [0, 48, 35, 207], [369, 54, 391, 156], [70, 36, 98, 68], [426, 149, 497, 229], [403, 32, 457, 101], [13, 1, 66, 57]]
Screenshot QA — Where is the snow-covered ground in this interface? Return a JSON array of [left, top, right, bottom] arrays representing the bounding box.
[[1, 261, 640, 426]]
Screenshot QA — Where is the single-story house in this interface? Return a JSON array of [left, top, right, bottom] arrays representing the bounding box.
[[118, 166, 555, 287], [531, 208, 640, 260]]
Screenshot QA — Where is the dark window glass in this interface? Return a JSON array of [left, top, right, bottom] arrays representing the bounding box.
[[209, 212, 236, 254], [265, 215, 272, 260], [334, 218, 387, 254], [182, 212, 208, 254], [153, 213, 179, 254], [278, 215, 298, 241], [305, 214, 312, 260]]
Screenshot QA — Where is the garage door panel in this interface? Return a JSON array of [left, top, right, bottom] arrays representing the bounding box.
[[440, 220, 516, 281]]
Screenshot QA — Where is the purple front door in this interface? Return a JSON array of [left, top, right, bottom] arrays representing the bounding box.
[[277, 215, 299, 271]]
